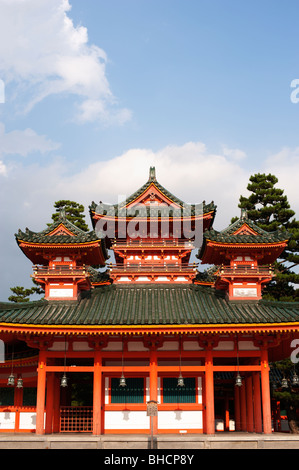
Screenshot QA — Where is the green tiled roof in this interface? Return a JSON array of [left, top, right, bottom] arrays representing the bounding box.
[[87, 267, 112, 284], [89, 167, 216, 219], [0, 285, 298, 327], [202, 214, 289, 245], [16, 213, 105, 246]]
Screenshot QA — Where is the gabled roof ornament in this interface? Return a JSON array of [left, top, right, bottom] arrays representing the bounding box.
[[148, 166, 157, 182], [58, 207, 66, 220], [240, 208, 248, 220]]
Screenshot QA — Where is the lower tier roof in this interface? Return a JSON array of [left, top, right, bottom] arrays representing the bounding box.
[[0, 285, 298, 333]]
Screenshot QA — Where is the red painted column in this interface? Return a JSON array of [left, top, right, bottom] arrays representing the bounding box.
[[246, 376, 254, 432], [149, 347, 158, 434], [45, 372, 54, 433], [261, 347, 272, 434], [253, 372, 262, 433], [225, 395, 230, 431], [205, 348, 215, 434], [234, 385, 241, 431], [93, 349, 103, 435], [36, 349, 47, 435], [240, 379, 247, 431], [14, 383, 22, 432], [53, 373, 61, 433]]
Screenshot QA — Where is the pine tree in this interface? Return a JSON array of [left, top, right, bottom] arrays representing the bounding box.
[[50, 200, 89, 232], [236, 173, 299, 301], [8, 283, 43, 303]]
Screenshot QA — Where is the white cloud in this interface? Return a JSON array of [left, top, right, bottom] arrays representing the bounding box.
[[0, 0, 131, 124], [222, 145, 247, 161], [0, 122, 60, 157], [263, 147, 299, 218], [0, 122, 60, 175]]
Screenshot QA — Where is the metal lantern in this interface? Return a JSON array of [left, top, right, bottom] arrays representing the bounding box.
[[16, 377, 23, 389], [119, 374, 127, 387], [292, 372, 299, 386], [177, 373, 185, 387], [60, 373, 68, 388], [7, 373, 15, 386], [281, 377, 288, 389], [235, 373, 242, 387]]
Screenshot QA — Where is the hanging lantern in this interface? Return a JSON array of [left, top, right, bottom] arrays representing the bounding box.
[[177, 373, 185, 387], [16, 376, 23, 389], [177, 335, 185, 387], [281, 376, 288, 389], [7, 373, 15, 386], [235, 373, 242, 387], [119, 373, 127, 387], [292, 372, 299, 386], [60, 373, 68, 388], [235, 335, 242, 387]]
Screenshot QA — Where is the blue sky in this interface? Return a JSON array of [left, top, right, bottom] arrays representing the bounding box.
[[0, 0, 299, 299]]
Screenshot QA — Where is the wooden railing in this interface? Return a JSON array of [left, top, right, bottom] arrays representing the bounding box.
[[109, 263, 198, 273], [112, 239, 194, 248], [219, 265, 273, 276], [33, 265, 87, 276]]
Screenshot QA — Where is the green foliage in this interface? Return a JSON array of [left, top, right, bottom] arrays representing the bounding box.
[[51, 200, 89, 232], [8, 285, 43, 303], [235, 173, 299, 301], [238, 173, 295, 232]]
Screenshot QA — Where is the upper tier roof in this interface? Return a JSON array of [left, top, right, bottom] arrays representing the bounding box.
[[15, 211, 108, 265], [89, 167, 216, 220], [198, 211, 289, 264]]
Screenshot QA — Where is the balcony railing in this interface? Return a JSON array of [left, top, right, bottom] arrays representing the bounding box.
[[112, 239, 194, 248], [219, 265, 273, 276], [109, 263, 198, 274], [33, 265, 88, 277]]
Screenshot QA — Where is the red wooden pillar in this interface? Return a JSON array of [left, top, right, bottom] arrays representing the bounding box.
[[261, 347, 272, 434], [234, 385, 241, 431], [14, 381, 23, 432], [253, 372, 262, 433], [240, 379, 247, 431], [53, 373, 61, 433], [45, 372, 55, 433], [93, 349, 103, 435], [246, 375, 254, 432], [36, 349, 47, 435], [149, 347, 158, 434], [205, 348, 215, 434], [225, 395, 230, 431]]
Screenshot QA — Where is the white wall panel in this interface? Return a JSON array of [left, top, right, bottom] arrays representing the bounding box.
[[158, 410, 202, 430], [105, 411, 149, 429], [0, 412, 15, 429]]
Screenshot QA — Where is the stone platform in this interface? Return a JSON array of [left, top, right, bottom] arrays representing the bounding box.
[[0, 432, 299, 450]]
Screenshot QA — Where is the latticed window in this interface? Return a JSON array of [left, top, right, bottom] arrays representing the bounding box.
[[0, 387, 14, 406], [162, 377, 196, 403], [110, 377, 144, 403]]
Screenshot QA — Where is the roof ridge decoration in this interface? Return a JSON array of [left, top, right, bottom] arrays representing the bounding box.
[[148, 166, 157, 182], [89, 166, 217, 218]]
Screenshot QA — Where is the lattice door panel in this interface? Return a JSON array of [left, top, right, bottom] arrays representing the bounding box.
[[60, 407, 93, 432]]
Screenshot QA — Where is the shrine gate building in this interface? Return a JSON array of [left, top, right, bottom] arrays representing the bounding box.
[[0, 167, 298, 435]]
